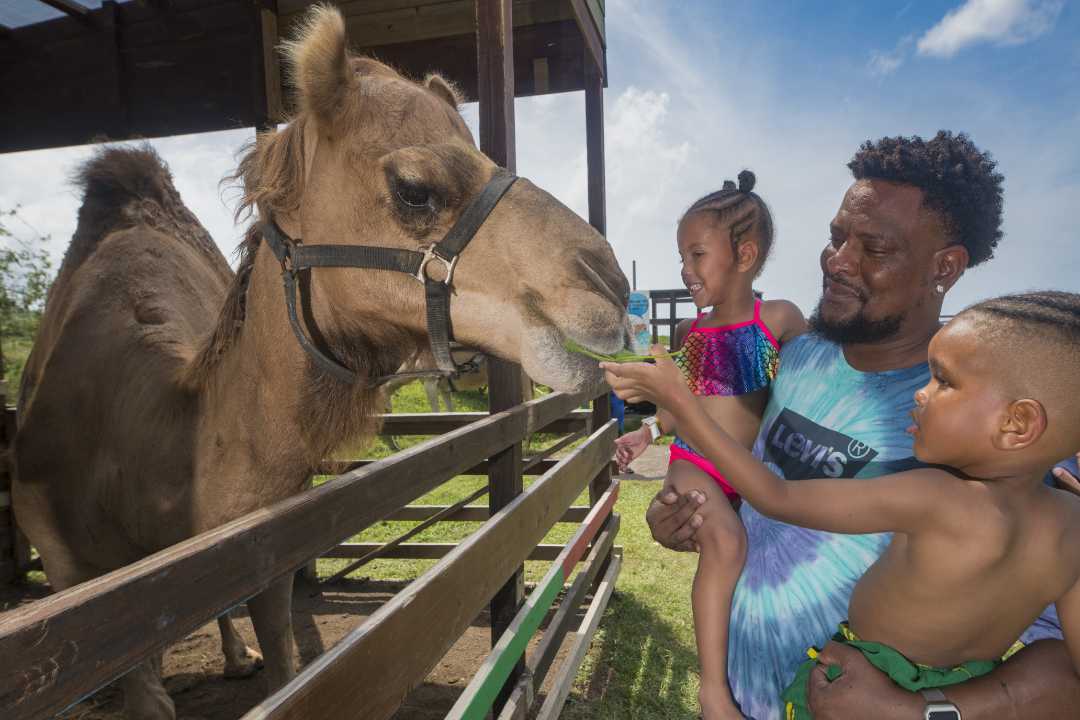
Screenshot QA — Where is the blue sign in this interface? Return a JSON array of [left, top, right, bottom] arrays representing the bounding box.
[[627, 291, 649, 317]]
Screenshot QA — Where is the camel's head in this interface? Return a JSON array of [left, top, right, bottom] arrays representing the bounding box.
[[244, 6, 628, 393]]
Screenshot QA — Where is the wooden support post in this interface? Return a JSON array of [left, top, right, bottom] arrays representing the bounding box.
[[585, 47, 605, 238], [585, 46, 615, 588], [101, 1, 126, 140], [251, 0, 283, 132], [585, 46, 609, 505], [477, 0, 522, 714]]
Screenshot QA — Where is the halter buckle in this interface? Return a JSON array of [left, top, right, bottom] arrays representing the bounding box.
[[416, 245, 459, 287]]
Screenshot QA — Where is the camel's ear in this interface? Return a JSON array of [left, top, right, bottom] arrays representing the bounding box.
[[424, 73, 461, 110], [283, 5, 352, 123]]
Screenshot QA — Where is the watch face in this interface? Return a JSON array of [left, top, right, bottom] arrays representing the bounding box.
[[927, 711, 960, 720]]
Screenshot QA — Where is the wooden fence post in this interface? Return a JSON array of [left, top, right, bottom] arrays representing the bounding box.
[[476, 0, 524, 715]]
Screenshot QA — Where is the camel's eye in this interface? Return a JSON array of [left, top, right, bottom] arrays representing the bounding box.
[[395, 180, 433, 210]]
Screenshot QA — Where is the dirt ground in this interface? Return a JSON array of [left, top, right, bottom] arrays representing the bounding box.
[[1, 577, 575, 720]]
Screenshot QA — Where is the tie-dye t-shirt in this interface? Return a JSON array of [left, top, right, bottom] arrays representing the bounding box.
[[728, 333, 1063, 719]]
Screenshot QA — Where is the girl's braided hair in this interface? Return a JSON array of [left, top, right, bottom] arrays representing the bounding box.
[[681, 170, 775, 277]]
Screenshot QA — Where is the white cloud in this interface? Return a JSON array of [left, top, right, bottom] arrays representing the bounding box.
[[868, 36, 915, 77], [917, 0, 1064, 58]]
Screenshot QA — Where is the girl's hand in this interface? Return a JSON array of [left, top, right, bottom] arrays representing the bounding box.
[[614, 427, 651, 472], [600, 345, 688, 406], [1053, 452, 1080, 497]]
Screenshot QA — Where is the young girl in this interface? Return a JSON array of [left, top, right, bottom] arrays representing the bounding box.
[[614, 171, 805, 719]]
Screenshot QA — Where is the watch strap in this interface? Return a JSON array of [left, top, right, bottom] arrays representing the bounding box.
[[921, 690, 948, 703]]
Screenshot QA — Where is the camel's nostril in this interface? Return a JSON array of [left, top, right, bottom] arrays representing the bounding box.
[[577, 254, 629, 310]]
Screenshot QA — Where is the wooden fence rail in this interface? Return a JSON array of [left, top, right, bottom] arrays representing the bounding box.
[[0, 386, 601, 720], [240, 420, 617, 720]]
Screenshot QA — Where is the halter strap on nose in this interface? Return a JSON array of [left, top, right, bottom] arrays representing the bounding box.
[[260, 171, 517, 385]]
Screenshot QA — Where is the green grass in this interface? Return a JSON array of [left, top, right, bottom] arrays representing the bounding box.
[[324, 380, 702, 719], [2, 335, 33, 398]]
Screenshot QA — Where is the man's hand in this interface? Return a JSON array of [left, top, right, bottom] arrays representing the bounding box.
[[807, 642, 921, 720], [645, 488, 706, 552], [614, 427, 651, 473]]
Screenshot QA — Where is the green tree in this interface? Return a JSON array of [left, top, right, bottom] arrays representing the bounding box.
[[0, 207, 54, 389]]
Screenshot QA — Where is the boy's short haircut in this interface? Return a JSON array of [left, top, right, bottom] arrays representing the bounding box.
[[959, 291, 1080, 423]]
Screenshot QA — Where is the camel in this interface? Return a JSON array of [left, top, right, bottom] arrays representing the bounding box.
[[11, 6, 628, 719]]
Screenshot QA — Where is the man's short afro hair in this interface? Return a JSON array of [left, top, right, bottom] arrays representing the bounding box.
[[847, 131, 1003, 267]]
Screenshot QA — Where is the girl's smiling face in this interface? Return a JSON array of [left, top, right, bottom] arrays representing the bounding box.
[[677, 212, 754, 309]]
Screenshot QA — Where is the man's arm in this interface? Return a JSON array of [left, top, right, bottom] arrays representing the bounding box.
[[810, 639, 1080, 720]]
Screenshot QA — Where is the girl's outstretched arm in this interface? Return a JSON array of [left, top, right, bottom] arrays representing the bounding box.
[[602, 351, 950, 536]]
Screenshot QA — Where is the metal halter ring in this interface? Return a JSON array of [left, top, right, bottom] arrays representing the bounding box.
[[416, 245, 459, 286]]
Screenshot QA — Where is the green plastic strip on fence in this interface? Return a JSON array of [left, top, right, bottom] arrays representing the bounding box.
[[449, 483, 620, 720], [455, 568, 566, 720]]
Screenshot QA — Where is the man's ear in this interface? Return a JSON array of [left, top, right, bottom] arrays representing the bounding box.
[[933, 244, 969, 294], [994, 398, 1048, 451]]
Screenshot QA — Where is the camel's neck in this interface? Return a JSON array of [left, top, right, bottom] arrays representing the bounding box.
[[197, 243, 407, 496]]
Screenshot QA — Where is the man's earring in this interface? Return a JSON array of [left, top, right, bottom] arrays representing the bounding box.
[[935, 284, 945, 295]]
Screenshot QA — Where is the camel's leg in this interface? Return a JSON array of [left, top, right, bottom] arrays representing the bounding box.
[[440, 378, 454, 413], [121, 652, 174, 720], [218, 611, 263, 679], [423, 379, 442, 412], [40, 552, 176, 720], [247, 575, 297, 692]]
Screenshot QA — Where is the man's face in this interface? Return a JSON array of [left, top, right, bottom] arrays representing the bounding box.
[[810, 179, 950, 344]]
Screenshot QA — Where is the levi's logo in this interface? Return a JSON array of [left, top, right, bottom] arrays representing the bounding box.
[[764, 408, 878, 479]]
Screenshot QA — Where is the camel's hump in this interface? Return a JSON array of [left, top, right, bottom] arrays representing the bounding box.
[[64, 144, 225, 275]]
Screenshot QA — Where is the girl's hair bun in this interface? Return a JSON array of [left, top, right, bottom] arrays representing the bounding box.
[[737, 170, 756, 194], [722, 180, 737, 191]]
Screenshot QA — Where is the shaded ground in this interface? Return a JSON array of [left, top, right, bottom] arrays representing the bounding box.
[[1, 577, 581, 720]]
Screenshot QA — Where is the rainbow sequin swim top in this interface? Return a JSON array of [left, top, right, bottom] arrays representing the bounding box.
[[674, 299, 780, 396]]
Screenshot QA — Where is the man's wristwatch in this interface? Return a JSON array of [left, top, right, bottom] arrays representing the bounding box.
[[642, 415, 662, 442], [922, 689, 960, 720]]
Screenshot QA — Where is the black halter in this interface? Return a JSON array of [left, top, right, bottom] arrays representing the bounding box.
[[260, 171, 518, 386]]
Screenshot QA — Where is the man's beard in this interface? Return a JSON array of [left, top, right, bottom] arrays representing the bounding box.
[[808, 297, 904, 344]]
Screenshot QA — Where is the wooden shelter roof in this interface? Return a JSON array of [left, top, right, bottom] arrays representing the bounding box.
[[0, 0, 605, 154]]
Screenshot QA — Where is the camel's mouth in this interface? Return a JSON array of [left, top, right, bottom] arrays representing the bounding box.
[[516, 319, 629, 394]]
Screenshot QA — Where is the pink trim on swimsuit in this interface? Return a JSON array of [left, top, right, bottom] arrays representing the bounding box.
[[670, 444, 739, 501]]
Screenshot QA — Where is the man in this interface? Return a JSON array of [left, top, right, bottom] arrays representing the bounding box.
[[646, 131, 1080, 719]]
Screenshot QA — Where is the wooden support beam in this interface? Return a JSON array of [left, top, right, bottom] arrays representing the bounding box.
[[38, 0, 91, 20], [477, 2, 523, 713], [380, 504, 590, 523], [373, 409, 590, 436], [568, 0, 604, 80], [320, 542, 564, 563], [585, 52, 606, 237], [477, 0, 516, 171], [101, 0, 125, 138], [252, 0, 283, 130]]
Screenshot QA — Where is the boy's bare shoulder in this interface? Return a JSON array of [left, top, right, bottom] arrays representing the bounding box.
[[1053, 487, 1080, 537]]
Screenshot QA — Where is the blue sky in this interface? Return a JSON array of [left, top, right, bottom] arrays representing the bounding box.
[[2, 0, 1077, 315]]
